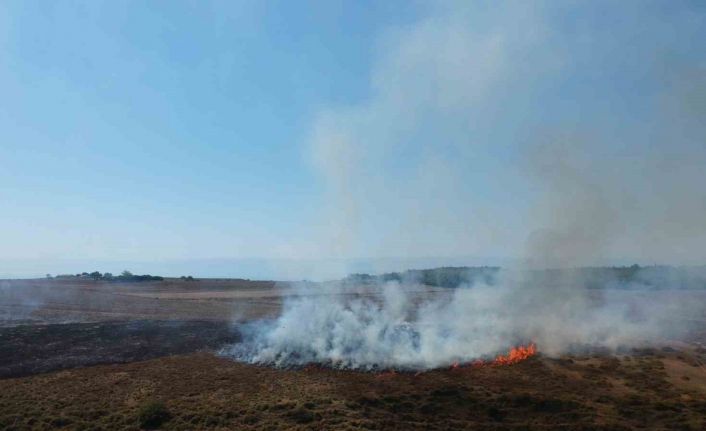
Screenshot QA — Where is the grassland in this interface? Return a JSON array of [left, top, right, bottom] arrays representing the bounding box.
[[1, 348, 705, 430]]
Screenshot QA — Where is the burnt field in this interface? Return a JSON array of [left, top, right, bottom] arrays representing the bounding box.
[[1, 279, 705, 430], [0, 320, 240, 379]]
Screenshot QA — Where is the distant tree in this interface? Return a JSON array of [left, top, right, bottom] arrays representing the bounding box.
[[86, 270, 165, 283], [45, 274, 52, 279]]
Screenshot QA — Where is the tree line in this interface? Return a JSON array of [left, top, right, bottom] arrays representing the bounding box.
[[51, 270, 164, 282]]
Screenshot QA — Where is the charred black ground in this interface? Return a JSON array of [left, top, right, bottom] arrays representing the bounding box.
[[0, 320, 240, 378]]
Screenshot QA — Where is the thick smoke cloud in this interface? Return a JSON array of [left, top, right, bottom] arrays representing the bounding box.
[[226, 270, 702, 369], [226, 2, 706, 369]]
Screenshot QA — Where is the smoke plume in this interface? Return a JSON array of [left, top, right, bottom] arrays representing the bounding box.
[[224, 1, 706, 369]]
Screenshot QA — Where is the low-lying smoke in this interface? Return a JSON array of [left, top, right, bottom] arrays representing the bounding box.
[[0, 281, 44, 324], [224, 269, 697, 370]]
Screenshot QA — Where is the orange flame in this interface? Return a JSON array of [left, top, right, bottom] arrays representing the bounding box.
[[449, 342, 537, 370], [490, 343, 537, 366], [376, 343, 537, 376]]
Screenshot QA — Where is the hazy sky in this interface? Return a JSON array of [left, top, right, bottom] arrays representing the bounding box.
[[1, 1, 705, 277]]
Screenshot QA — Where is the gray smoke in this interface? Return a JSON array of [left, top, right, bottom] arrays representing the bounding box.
[[224, 1, 706, 369], [225, 267, 702, 370], [0, 281, 45, 325]]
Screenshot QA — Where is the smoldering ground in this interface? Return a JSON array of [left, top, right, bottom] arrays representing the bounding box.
[[0, 281, 44, 324]]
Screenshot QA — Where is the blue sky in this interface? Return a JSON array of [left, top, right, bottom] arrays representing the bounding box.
[[0, 1, 402, 259], [1, 1, 705, 278]]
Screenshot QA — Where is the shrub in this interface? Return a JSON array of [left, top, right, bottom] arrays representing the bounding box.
[[287, 407, 315, 424], [137, 401, 171, 429]]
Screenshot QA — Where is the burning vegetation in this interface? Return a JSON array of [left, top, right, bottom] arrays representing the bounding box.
[[491, 343, 537, 365], [294, 343, 537, 376], [451, 343, 538, 371]]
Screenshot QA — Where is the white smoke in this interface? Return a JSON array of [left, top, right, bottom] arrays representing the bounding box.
[[0, 280, 47, 325], [228, 282, 517, 370], [224, 268, 698, 370], [225, 1, 706, 369]]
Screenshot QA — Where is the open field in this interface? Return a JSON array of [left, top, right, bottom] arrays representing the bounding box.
[[0, 278, 450, 326], [0, 278, 282, 325], [1, 279, 706, 430], [2, 348, 706, 430]]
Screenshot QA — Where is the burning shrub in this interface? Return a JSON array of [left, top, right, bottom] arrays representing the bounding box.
[[137, 401, 171, 429]]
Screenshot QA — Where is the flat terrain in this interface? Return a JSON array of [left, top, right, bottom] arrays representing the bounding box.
[[0, 320, 239, 379], [0, 278, 284, 325], [1, 349, 705, 430], [0, 278, 449, 326], [1, 279, 705, 430]]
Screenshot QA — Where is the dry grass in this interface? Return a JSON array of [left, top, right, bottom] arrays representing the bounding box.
[[1, 349, 705, 431]]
